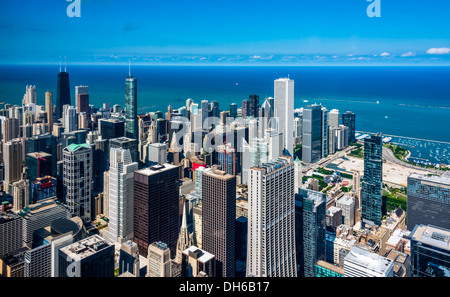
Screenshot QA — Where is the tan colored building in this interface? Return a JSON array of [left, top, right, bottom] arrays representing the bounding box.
[[147, 241, 172, 277]]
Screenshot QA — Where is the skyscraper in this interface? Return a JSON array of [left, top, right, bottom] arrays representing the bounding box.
[[45, 91, 53, 134], [76, 93, 90, 120], [24, 85, 36, 105], [342, 111, 356, 143], [248, 94, 259, 118], [63, 143, 92, 222], [28, 133, 58, 178], [74, 85, 88, 110], [1, 118, 19, 142], [300, 188, 326, 277], [241, 99, 249, 119], [321, 106, 329, 158], [147, 241, 172, 277], [133, 164, 180, 257], [64, 106, 77, 133], [361, 132, 383, 228], [201, 100, 209, 129], [107, 148, 138, 244], [328, 109, 340, 128], [247, 157, 297, 277], [302, 104, 322, 163], [125, 73, 138, 140], [406, 174, 450, 231], [56, 68, 71, 120], [229, 103, 238, 119], [202, 169, 236, 277], [3, 139, 23, 194], [274, 78, 294, 157]]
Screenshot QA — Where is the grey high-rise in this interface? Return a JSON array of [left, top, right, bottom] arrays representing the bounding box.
[[361, 132, 383, 228], [302, 104, 323, 163], [407, 174, 450, 231]]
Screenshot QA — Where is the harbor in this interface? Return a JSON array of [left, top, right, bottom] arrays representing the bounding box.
[[355, 131, 450, 166]]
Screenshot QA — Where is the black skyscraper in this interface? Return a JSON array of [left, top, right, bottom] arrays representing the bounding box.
[[249, 94, 259, 118], [342, 111, 356, 143], [56, 71, 71, 120]]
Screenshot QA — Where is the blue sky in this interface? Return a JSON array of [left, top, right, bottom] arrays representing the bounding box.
[[1, 0, 450, 65]]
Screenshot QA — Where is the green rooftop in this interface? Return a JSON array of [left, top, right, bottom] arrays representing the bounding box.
[[66, 143, 90, 152]]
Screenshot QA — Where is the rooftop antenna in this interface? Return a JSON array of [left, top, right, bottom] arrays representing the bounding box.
[[59, 56, 62, 72], [129, 59, 131, 76], [64, 56, 67, 72]]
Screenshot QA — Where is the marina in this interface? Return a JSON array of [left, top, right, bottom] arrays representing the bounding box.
[[356, 132, 450, 166]]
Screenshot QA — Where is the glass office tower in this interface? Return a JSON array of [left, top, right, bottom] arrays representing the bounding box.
[[361, 132, 383, 228]]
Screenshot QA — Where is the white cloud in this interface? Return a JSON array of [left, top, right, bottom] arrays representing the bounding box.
[[380, 52, 390, 57], [401, 51, 416, 57], [426, 48, 450, 55]]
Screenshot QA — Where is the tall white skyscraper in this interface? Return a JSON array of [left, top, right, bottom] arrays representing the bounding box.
[[64, 105, 78, 133], [63, 143, 92, 222], [274, 78, 294, 157], [247, 157, 297, 277], [328, 109, 340, 128], [107, 147, 138, 243], [24, 85, 36, 105]]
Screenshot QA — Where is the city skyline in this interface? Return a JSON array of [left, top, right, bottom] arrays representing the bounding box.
[[1, 0, 450, 283]]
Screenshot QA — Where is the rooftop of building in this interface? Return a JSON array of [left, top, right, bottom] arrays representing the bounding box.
[[183, 246, 215, 263], [60, 234, 113, 261], [411, 225, 450, 251], [326, 206, 342, 215], [408, 173, 450, 187], [203, 169, 235, 180], [345, 246, 393, 274], [150, 241, 169, 251], [0, 247, 29, 266], [18, 198, 65, 219], [316, 260, 344, 275], [65, 143, 90, 152], [27, 151, 52, 158], [386, 229, 411, 247], [110, 137, 137, 143], [336, 195, 355, 206], [136, 163, 179, 176]]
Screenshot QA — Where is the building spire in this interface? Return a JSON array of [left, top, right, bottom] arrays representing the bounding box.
[[175, 198, 193, 263], [129, 59, 131, 76]]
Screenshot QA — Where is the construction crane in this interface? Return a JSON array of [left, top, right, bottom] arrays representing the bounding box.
[[36, 153, 47, 179]]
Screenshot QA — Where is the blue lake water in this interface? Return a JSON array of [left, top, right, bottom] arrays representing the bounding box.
[[0, 65, 449, 162]]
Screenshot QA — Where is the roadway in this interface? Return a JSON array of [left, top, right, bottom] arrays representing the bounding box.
[[382, 146, 443, 175]]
